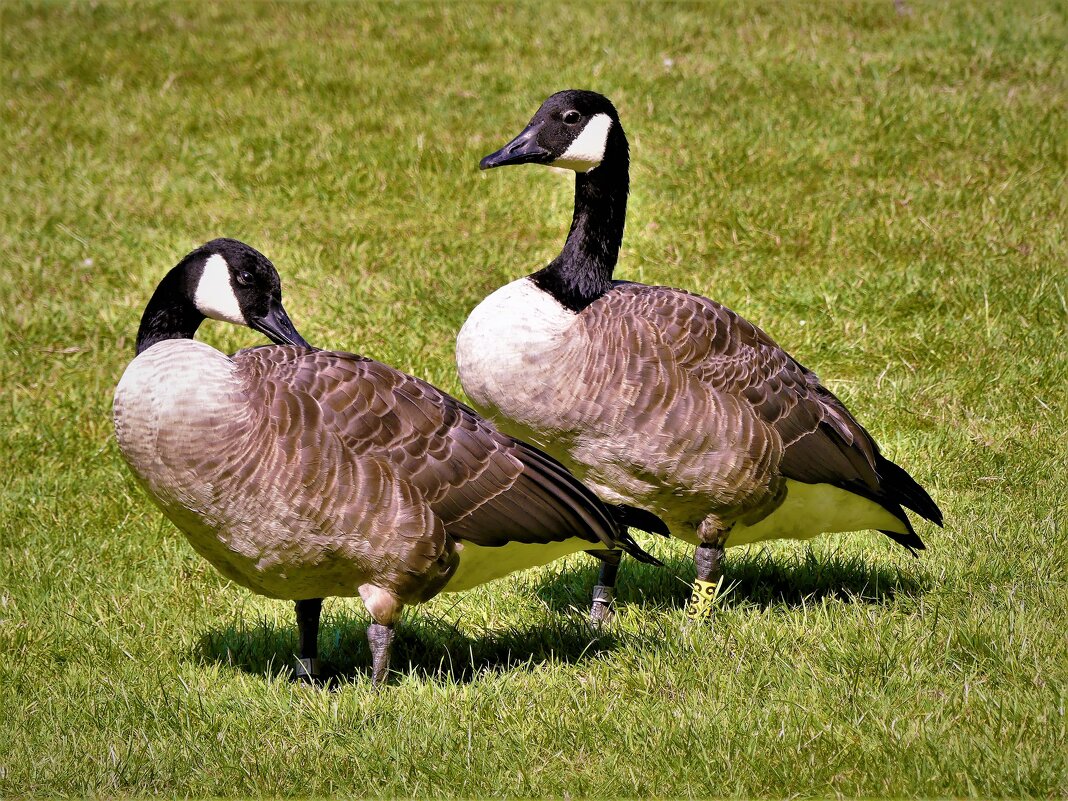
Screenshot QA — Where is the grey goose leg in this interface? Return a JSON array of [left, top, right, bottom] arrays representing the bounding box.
[[588, 549, 622, 626], [367, 622, 394, 686], [293, 598, 323, 682], [358, 584, 402, 686], [686, 542, 725, 621]]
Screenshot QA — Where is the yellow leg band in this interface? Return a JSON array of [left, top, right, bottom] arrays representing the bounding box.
[[686, 578, 718, 621]]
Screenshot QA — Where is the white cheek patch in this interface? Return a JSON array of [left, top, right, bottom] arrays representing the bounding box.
[[553, 113, 613, 173], [194, 254, 246, 326]]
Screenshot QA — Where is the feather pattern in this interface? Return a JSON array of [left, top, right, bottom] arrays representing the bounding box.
[[461, 89, 940, 556], [114, 339, 656, 607], [458, 278, 941, 548], [591, 285, 941, 531]]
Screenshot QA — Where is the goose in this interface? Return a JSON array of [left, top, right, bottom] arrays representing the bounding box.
[[456, 90, 943, 621], [113, 238, 662, 684]]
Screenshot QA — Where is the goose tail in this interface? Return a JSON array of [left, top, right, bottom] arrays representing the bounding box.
[[609, 504, 672, 538], [876, 454, 944, 527], [511, 440, 663, 566]]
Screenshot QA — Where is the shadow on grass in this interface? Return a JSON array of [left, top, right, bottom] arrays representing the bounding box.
[[194, 610, 626, 686], [194, 548, 927, 686], [535, 546, 929, 615]]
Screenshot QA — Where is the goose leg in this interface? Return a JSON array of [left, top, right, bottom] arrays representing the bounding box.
[[588, 549, 622, 626], [687, 542, 725, 622], [367, 623, 394, 686], [359, 584, 402, 686], [293, 598, 323, 682]]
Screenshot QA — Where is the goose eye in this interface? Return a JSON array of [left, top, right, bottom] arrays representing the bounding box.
[[562, 110, 581, 125], [235, 270, 254, 287]]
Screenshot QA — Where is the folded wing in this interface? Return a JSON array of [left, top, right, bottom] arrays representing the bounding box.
[[236, 346, 660, 563], [589, 285, 942, 543]]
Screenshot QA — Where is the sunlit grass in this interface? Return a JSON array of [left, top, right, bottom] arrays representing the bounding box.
[[1, 0, 1065, 797]]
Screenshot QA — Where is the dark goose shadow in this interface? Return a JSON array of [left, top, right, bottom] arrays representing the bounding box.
[[194, 607, 637, 686], [535, 544, 929, 615], [194, 547, 926, 685]]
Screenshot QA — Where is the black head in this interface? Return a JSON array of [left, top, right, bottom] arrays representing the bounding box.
[[135, 238, 310, 354], [479, 90, 627, 173]]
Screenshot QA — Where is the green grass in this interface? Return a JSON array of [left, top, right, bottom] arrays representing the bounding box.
[[1, 0, 1066, 796]]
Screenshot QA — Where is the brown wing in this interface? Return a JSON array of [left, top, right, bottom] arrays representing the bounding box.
[[587, 285, 941, 535], [234, 346, 656, 562], [238, 350, 455, 600]]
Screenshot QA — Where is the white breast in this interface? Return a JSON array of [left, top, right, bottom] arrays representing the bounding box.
[[114, 340, 372, 600], [114, 341, 256, 577], [113, 339, 238, 468], [456, 277, 577, 420]]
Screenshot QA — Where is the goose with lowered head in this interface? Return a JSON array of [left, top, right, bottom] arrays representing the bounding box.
[[113, 238, 662, 683]]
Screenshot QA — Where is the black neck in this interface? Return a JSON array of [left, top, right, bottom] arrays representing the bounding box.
[[531, 147, 629, 312], [134, 265, 204, 354]]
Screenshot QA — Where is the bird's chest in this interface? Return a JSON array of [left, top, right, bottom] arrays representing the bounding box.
[[113, 341, 259, 541], [456, 278, 580, 436]]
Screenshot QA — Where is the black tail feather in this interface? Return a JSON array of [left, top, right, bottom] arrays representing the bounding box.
[[877, 499, 926, 556], [875, 455, 943, 527], [880, 529, 925, 556], [507, 439, 663, 566], [609, 504, 672, 538], [615, 530, 663, 566]]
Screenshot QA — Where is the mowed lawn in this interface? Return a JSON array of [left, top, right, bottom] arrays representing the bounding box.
[[1, 1, 1065, 797]]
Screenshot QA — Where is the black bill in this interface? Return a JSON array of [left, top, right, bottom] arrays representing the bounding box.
[[479, 122, 550, 170], [251, 301, 311, 348]]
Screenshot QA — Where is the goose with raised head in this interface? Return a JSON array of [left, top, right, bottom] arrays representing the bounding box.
[[456, 90, 943, 621], [114, 238, 661, 684]]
